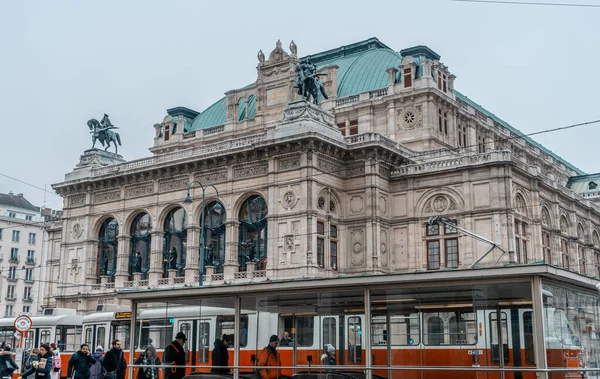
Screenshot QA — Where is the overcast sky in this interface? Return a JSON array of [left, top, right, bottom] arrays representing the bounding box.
[[1, 0, 598, 210]]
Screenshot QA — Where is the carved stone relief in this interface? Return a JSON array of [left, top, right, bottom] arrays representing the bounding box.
[[125, 183, 154, 198], [234, 164, 268, 179], [158, 177, 189, 192], [284, 235, 294, 252], [70, 194, 86, 207], [351, 229, 365, 266], [278, 157, 301, 171], [194, 170, 228, 184], [396, 106, 422, 130], [423, 194, 458, 214], [72, 221, 84, 240], [281, 189, 298, 210], [379, 196, 388, 215], [95, 190, 121, 203], [380, 230, 388, 267], [541, 207, 551, 226]]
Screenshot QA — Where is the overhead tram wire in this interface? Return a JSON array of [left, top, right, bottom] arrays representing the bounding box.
[[0, 172, 62, 198], [450, 0, 600, 8]]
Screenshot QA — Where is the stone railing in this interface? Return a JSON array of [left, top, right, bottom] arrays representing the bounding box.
[[391, 150, 511, 176], [203, 125, 225, 136], [158, 278, 169, 285], [173, 277, 186, 284], [90, 133, 267, 178], [369, 88, 388, 99], [345, 133, 417, 158], [335, 95, 360, 107], [182, 131, 196, 139]]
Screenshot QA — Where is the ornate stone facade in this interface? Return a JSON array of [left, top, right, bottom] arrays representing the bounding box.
[[45, 38, 600, 314]]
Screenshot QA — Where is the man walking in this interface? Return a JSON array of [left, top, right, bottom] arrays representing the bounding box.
[[256, 335, 281, 379], [67, 344, 97, 379], [210, 334, 230, 374], [102, 340, 126, 379], [163, 332, 187, 379]]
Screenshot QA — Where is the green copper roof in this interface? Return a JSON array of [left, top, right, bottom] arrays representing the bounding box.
[[455, 91, 585, 175], [190, 96, 226, 130], [567, 173, 600, 194], [183, 38, 585, 175]]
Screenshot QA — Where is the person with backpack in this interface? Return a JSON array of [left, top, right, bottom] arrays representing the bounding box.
[[0, 347, 19, 379], [67, 344, 97, 379], [49, 344, 61, 379], [163, 333, 187, 379], [89, 347, 105, 379]]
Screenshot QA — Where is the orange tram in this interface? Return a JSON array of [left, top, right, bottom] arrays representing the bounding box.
[[3, 267, 598, 379]]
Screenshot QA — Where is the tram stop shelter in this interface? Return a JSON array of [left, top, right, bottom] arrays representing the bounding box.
[[118, 264, 600, 379]]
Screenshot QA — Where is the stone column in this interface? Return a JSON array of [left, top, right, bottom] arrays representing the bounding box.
[[185, 225, 200, 283], [148, 230, 164, 287], [386, 102, 396, 140], [115, 235, 131, 288], [223, 220, 240, 279]]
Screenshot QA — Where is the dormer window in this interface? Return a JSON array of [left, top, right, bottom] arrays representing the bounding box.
[[589, 181, 598, 190], [403, 68, 412, 88], [163, 124, 170, 141], [438, 71, 447, 93]]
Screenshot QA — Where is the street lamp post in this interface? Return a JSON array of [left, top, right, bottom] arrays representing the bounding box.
[[183, 180, 222, 286]]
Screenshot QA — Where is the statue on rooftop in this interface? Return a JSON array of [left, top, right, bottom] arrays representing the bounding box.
[[293, 58, 329, 105], [87, 113, 122, 154]]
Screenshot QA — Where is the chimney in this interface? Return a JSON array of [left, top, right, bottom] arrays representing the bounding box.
[[17, 193, 23, 197]]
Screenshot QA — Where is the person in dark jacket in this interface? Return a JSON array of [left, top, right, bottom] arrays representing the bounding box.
[[20, 344, 52, 379], [135, 346, 160, 379], [89, 347, 105, 379], [67, 344, 97, 379], [0, 348, 19, 379], [24, 348, 40, 379], [210, 334, 230, 374], [102, 340, 126, 379], [163, 332, 187, 379]]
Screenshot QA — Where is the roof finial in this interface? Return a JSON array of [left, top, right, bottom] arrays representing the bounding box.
[[289, 40, 297, 56], [276, 39, 282, 49], [257, 49, 265, 65]]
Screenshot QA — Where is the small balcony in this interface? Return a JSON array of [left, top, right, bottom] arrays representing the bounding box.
[[5, 296, 16, 302], [9, 256, 19, 264], [24, 279, 34, 284], [23, 297, 33, 303], [7, 276, 17, 282], [25, 258, 35, 265]]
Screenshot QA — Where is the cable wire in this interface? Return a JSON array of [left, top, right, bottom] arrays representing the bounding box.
[[451, 0, 600, 8]]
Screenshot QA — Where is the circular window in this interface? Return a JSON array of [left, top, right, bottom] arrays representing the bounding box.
[[404, 111, 416, 125], [317, 197, 325, 210]]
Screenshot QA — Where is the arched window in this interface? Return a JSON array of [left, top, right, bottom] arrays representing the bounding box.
[[201, 201, 226, 273], [427, 316, 444, 346], [238, 195, 268, 271], [98, 218, 118, 283], [163, 207, 187, 277], [130, 213, 151, 280], [238, 97, 247, 121]]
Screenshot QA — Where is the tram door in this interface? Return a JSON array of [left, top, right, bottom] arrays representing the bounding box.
[[486, 308, 534, 379], [83, 325, 107, 352], [177, 319, 210, 368]]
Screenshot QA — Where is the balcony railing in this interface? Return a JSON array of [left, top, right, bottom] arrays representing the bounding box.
[[9, 256, 19, 264], [25, 258, 35, 265], [7, 276, 17, 282], [23, 297, 33, 303], [5, 297, 16, 302]]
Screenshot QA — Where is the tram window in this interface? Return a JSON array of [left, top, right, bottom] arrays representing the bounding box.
[[216, 315, 248, 348], [40, 329, 52, 344], [322, 317, 337, 348], [489, 312, 509, 364], [424, 316, 444, 346], [198, 322, 210, 363], [56, 325, 82, 352], [97, 327, 106, 350], [347, 317, 362, 364], [371, 316, 387, 345], [141, 319, 172, 350], [296, 316, 314, 347], [280, 316, 294, 347], [523, 311, 535, 365], [84, 327, 93, 345], [382, 314, 419, 346], [111, 321, 131, 350], [23, 330, 35, 351], [448, 312, 477, 345]]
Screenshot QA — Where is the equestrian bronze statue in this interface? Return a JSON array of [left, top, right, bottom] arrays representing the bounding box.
[[87, 113, 122, 154]]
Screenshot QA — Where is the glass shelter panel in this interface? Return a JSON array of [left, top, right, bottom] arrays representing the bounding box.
[[542, 281, 598, 379], [370, 281, 532, 379]]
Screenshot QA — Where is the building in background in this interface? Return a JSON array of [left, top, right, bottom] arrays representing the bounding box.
[[0, 192, 57, 317], [44, 38, 600, 316]]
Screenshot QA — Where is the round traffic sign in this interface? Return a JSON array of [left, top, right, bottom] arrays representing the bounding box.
[[14, 315, 32, 332]]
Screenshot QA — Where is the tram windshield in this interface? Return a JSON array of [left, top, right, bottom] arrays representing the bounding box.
[[110, 320, 131, 350]]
